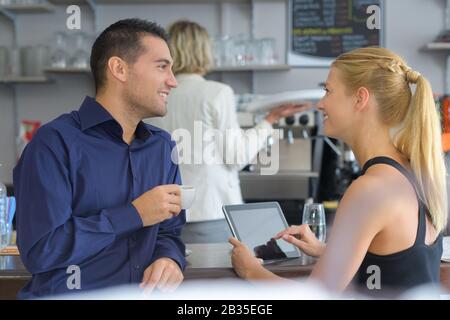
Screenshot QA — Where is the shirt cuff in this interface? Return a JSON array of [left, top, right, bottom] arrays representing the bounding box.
[[103, 203, 143, 237], [256, 119, 274, 132], [152, 246, 187, 271]]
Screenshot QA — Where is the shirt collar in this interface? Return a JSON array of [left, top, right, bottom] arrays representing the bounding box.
[[79, 96, 114, 131], [78, 96, 159, 141]]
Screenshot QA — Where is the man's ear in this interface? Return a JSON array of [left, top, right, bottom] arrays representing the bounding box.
[[354, 86, 370, 112], [107, 56, 128, 83]]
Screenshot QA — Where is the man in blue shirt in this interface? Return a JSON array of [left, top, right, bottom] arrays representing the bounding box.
[[13, 19, 186, 298]]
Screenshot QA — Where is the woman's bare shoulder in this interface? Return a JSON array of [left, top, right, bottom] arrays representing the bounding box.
[[336, 171, 404, 226], [345, 173, 394, 201]]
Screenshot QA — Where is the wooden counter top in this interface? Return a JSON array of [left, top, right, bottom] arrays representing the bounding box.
[[1, 243, 449, 299]]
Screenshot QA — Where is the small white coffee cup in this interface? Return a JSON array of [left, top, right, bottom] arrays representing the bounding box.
[[180, 185, 196, 210]]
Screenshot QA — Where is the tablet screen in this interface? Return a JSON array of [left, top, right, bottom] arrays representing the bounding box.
[[224, 203, 300, 260]]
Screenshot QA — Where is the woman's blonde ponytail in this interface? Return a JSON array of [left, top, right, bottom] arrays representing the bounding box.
[[395, 74, 447, 232]]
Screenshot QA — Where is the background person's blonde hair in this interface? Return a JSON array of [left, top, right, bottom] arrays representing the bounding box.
[[333, 47, 448, 233], [168, 20, 212, 75]]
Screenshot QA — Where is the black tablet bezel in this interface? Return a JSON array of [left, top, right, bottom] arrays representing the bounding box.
[[222, 202, 301, 261]]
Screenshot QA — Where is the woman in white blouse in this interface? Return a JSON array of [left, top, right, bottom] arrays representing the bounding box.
[[150, 20, 309, 243]]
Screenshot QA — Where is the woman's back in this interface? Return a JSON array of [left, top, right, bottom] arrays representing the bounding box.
[[353, 157, 443, 296]]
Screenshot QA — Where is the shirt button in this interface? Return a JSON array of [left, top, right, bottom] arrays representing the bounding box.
[[134, 265, 140, 270]]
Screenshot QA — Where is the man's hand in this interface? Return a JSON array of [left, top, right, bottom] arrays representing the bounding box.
[[140, 257, 184, 295], [132, 184, 181, 227], [265, 103, 312, 125]]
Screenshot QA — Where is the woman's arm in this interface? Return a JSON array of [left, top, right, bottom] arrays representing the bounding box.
[[229, 237, 293, 284], [274, 224, 326, 257], [229, 174, 394, 292]]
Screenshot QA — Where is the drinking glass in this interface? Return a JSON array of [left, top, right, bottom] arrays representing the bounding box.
[[260, 38, 277, 65], [0, 46, 8, 78], [302, 203, 326, 242], [50, 31, 68, 69], [22, 45, 49, 76], [8, 47, 21, 76]]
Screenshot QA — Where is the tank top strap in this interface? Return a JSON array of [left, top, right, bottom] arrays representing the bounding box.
[[360, 156, 426, 245]]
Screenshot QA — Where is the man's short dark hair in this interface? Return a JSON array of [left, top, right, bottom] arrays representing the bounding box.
[[90, 18, 168, 92]]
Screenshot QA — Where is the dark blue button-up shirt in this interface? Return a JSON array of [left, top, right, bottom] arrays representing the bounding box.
[[13, 96, 186, 299]]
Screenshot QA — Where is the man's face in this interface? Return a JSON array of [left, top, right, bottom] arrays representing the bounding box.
[[125, 35, 177, 118]]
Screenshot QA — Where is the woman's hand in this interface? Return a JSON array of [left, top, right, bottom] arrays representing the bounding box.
[[228, 237, 265, 279], [265, 103, 312, 125], [274, 224, 326, 258]]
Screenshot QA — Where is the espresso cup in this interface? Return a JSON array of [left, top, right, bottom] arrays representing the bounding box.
[[180, 185, 196, 210]]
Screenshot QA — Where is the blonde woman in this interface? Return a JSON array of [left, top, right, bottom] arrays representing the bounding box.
[[229, 47, 447, 296], [150, 20, 309, 243]]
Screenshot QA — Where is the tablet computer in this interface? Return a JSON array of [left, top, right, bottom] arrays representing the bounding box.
[[223, 202, 300, 263]]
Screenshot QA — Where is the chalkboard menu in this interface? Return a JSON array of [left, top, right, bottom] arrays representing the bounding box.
[[288, 0, 383, 67]]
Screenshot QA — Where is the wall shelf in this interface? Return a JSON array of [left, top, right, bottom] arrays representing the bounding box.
[[0, 76, 49, 84], [96, 0, 252, 3], [43, 65, 290, 74], [48, 0, 85, 4], [211, 64, 291, 72], [0, 2, 54, 13], [425, 42, 450, 93], [426, 42, 450, 50], [44, 67, 90, 73], [424, 1, 450, 93], [49, 0, 281, 4]]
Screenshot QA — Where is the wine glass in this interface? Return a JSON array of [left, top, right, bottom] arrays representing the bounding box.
[[302, 203, 326, 242]]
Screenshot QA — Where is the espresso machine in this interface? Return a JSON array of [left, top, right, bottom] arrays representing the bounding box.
[[318, 139, 360, 202], [238, 110, 317, 194], [237, 102, 322, 224]]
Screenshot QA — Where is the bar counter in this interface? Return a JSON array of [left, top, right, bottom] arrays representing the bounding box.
[[1, 243, 449, 299]]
